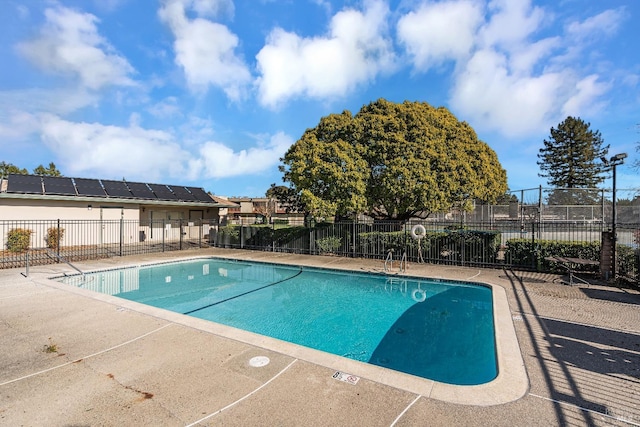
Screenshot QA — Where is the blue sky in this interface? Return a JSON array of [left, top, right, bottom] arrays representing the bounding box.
[[1, 0, 638, 197]]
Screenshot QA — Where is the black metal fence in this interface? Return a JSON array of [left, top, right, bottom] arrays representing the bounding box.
[[212, 219, 639, 285], [2, 218, 638, 286], [0, 219, 214, 270]]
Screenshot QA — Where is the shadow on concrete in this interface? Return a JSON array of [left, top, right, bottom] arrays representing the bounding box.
[[579, 287, 640, 305], [504, 269, 617, 426]]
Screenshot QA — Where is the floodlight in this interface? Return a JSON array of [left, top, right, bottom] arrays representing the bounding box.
[[610, 153, 627, 162]]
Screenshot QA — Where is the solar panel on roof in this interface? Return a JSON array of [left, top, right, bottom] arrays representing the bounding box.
[[127, 182, 157, 199], [186, 186, 213, 203], [102, 180, 133, 198], [43, 176, 76, 196], [168, 185, 199, 201], [6, 174, 43, 194], [74, 178, 106, 197], [148, 183, 177, 200]]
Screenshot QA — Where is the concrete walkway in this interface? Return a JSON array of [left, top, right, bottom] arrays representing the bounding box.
[[1, 248, 638, 426]]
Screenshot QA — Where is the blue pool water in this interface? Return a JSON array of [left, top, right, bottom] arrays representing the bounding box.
[[60, 258, 497, 385]]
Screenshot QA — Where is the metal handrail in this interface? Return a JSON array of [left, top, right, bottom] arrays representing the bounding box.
[[384, 251, 393, 272], [45, 248, 85, 277], [399, 251, 407, 273]]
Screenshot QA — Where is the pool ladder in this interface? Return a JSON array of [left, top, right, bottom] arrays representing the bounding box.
[[384, 251, 407, 273]]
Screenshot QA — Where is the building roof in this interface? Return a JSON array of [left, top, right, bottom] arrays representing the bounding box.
[[0, 174, 238, 208]]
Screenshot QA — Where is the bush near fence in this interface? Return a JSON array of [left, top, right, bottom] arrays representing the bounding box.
[[356, 228, 502, 265], [505, 239, 601, 272], [6, 228, 33, 253]]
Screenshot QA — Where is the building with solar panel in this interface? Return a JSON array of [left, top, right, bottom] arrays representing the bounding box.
[[0, 174, 237, 249]]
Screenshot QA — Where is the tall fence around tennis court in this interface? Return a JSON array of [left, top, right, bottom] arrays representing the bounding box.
[[2, 218, 638, 286]]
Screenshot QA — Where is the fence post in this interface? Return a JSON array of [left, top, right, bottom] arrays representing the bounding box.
[[531, 221, 536, 270], [179, 219, 183, 250], [56, 219, 61, 260], [162, 219, 165, 252], [352, 219, 356, 258], [601, 189, 605, 232], [538, 185, 543, 238], [272, 218, 275, 252], [24, 250, 30, 277], [119, 217, 124, 256]]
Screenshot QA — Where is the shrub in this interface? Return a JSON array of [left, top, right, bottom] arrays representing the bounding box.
[[7, 228, 33, 253], [219, 225, 239, 239], [505, 239, 600, 271], [356, 228, 501, 263], [316, 236, 342, 254], [46, 227, 65, 249]]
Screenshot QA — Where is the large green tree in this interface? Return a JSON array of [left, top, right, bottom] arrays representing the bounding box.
[[537, 116, 609, 188], [280, 99, 508, 221]]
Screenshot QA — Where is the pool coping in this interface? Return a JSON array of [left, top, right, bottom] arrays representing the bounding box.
[[45, 254, 529, 406]]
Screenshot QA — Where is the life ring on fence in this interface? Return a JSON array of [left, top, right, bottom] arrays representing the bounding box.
[[410, 224, 426, 240], [411, 289, 426, 302]]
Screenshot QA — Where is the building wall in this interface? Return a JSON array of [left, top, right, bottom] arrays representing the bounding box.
[[0, 198, 221, 249], [0, 198, 140, 221]]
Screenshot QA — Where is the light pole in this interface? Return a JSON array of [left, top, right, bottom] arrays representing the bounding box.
[[602, 152, 627, 278]]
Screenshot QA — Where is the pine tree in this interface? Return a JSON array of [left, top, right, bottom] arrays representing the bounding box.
[[537, 117, 609, 205], [33, 162, 62, 177], [537, 116, 609, 188]]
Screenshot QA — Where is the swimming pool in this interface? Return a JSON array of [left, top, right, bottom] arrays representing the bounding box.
[[59, 258, 497, 385]]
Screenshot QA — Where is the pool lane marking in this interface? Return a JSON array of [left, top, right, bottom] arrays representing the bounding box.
[[530, 393, 640, 426], [185, 359, 298, 427], [0, 324, 172, 387], [182, 268, 304, 315], [389, 395, 422, 427]]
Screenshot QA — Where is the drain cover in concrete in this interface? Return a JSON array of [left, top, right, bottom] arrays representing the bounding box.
[[249, 356, 270, 367]]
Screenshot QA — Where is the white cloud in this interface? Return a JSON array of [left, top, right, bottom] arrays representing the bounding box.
[[191, 132, 293, 178], [17, 5, 135, 90], [0, 111, 39, 140], [397, 0, 483, 70], [561, 74, 610, 117], [479, 0, 545, 50], [188, 0, 234, 18], [398, 0, 625, 137], [37, 115, 290, 181], [158, 0, 251, 100], [40, 115, 188, 180], [450, 49, 563, 136], [148, 97, 183, 118], [0, 87, 98, 116], [0, 87, 98, 142], [255, 0, 395, 108], [566, 8, 626, 41]]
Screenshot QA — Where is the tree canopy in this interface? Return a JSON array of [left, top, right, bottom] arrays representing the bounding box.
[[0, 162, 28, 176], [537, 116, 608, 188], [33, 162, 62, 177], [279, 99, 508, 221], [1, 161, 62, 177]]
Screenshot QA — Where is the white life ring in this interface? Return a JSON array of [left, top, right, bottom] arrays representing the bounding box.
[[411, 289, 426, 302], [410, 224, 426, 240]]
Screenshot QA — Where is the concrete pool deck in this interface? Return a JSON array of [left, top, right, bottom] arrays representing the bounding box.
[[1, 248, 639, 426]]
